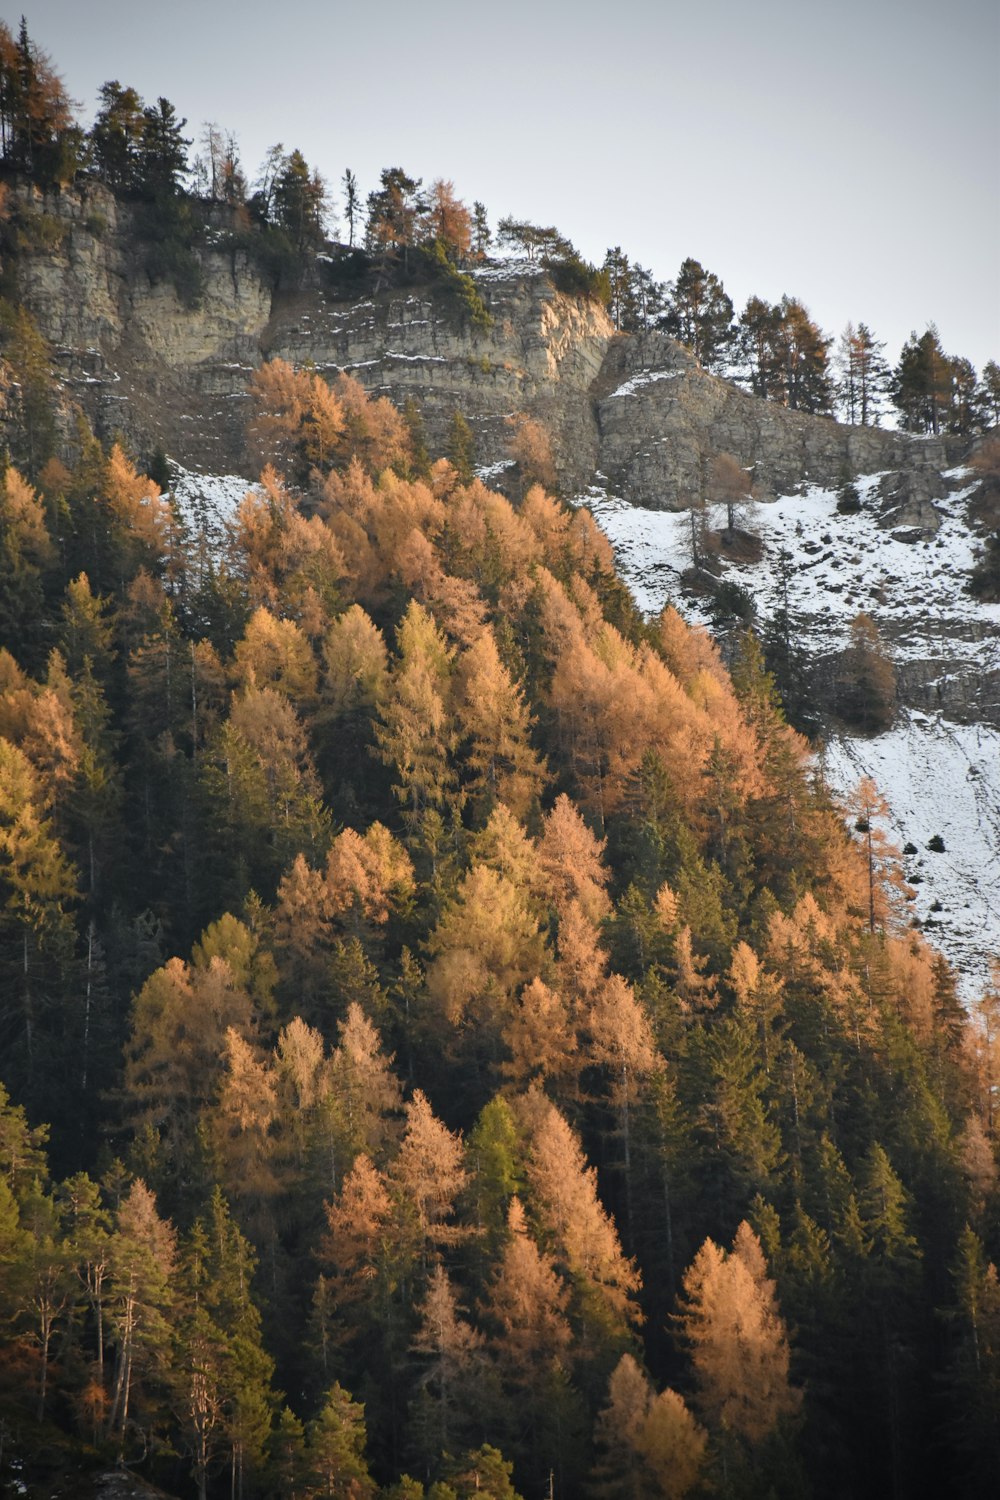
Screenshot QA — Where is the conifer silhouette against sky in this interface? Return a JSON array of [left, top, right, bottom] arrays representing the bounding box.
[[31, 0, 1000, 372]]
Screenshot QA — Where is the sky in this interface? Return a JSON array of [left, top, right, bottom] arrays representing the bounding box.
[[24, 0, 1000, 373]]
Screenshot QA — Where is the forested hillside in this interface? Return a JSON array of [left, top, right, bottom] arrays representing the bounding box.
[[0, 350, 997, 1500], [0, 18, 998, 1500]]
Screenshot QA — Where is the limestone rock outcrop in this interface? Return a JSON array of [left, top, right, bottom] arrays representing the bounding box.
[[592, 333, 955, 510], [264, 263, 614, 490], [10, 181, 270, 471], [8, 182, 965, 509]]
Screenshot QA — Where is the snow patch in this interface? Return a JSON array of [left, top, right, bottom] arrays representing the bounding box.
[[822, 715, 1000, 998], [468, 258, 546, 282], [608, 369, 683, 399], [584, 477, 1000, 660], [476, 459, 516, 481], [169, 464, 250, 560]]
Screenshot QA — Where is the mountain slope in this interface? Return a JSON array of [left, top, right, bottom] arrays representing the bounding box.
[[585, 474, 1000, 993]]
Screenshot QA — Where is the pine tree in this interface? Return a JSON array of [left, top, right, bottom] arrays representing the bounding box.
[[427, 179, 473, 261], [456, 626, 545, 822], [484, 1195, 571, 1370], [445, 1444, 523, 1500], [343, 168, 360, 248], [736, 296, 785, 400], [506, 414, 558, 499], [948, 356, 981, 435], [627, 263, 666, 330], [603, 247, 637, 333], [90, 81, 146, 192], [375, 601, 458, 836], [58, 1171, 113, 1437], [273, 149, 328, 253], [0, 301, 58, 471], [232, 607, 319, 706], [461, 1095, 524, 1263], [14, 1180, 75, 1424], [365, 167, 427, 274], [200, 684, 331, 905], [537, 793, 610, 923], [592, 1353, 707, 1500], [943, 1226, 1000, 1490], [0, 20, 77, 184], [445, 411, 476, 485], [691, 1015, 783, 1209], [661, 258, 734, 372], [835, 612, 896, 733], [390, 1091, 468, 1269], [0, 737, 77, 1099], [978, 360, 1000, 427], [410, 1265, 487, 1465], [326, 1001, 403, 1162], [123, 928, 260, 1186], [471, 201, 491, 259], [106, 1180, 176, 1454], [210, 1028, 281, 1233], [892, 327, 953, 434], [588, 973, 657, 1234], [138, 97, 190, 199], [846, 775, 907, 934], [425, 861, 545, 1064], [271, 1405, 308, 1500], [710, 452, 754, 534], [481, 1199, 584, 1491], [526, 1100, 642, 1349], [502, 977, 578, 1096], [204, 1190, 275, 1498], [175, 1220, 229, 1500], [307, 1382, 376, 1499], [314, 1150, 395, 1382], [774, 297, 832, 413], [0, 467, 53, 663], [853, 1143, 924, 1500]]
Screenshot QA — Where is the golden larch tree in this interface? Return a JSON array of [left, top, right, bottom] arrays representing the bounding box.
[[456, 626, 545, 822], [592, 1353, 706, 1500], [676, 1219, 800, 1444], [526, 1100, 642, 1334]]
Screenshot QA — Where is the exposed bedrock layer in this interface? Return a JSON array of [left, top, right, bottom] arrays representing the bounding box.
[[12, 181, 963, 512]]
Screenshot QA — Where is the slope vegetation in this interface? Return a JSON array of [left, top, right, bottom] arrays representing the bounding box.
[[0, 363, 996, 1500]]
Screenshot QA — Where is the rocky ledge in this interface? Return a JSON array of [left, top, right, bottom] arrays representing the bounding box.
[[7, 182, 966, 516]]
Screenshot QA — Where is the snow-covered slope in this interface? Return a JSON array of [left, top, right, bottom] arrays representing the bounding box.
[[585, 470, 1000, 667], [822, 715, 1000, 997], [583, 477, 1000, 998], [172, 465, 250, 560]]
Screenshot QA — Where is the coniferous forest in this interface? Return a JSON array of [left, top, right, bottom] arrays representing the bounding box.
[[0, 18, 999, 1500]]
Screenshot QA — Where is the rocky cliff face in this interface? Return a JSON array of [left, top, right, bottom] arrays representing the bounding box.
[[264, 262, 613, 489], [10, 181, 270, 471], [9, 181, 964, 514], [593, 332, 959, 512], [8, 182, 612, 482]]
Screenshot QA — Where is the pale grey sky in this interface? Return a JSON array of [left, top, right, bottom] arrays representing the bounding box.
[[26, 0, 1000, 372]]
